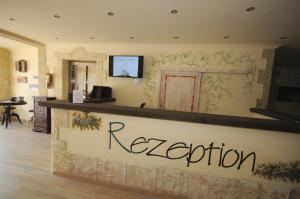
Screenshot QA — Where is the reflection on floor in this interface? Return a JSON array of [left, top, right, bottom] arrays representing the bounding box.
[[0, 124, 177, 199]]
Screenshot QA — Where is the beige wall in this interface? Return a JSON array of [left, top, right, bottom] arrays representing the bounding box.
[[47, 44, 276, 117], [10, 47, 39, 119], [0, 28, 48, 97], [0, 48, 11, 101]]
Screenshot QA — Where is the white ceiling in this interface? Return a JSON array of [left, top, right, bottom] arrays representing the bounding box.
[[0, 0, 299, 45]]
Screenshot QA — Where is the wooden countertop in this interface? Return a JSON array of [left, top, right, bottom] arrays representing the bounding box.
[[39, 100, 300, 134]]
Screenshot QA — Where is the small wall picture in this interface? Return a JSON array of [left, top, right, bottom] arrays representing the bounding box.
[[17, 76, 27, 83], [15, 60, 27, 72]]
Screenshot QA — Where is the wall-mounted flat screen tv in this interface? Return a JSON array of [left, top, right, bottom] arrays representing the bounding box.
[[109, 55, 143, 78]]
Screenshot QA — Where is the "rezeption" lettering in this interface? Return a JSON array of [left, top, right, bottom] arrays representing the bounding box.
[[108, 122, 256, 172]]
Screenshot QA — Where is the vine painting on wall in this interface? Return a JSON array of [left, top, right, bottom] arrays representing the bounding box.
[[144, 50, 257, 114], [201, 75, 232, 113], [254, 161, 300, 184], [72, 112, 102, 131]]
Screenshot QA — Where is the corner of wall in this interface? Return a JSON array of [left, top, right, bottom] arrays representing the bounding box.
[[255, 48, 276, 109]]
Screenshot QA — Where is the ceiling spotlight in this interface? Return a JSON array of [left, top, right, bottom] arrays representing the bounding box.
[[280, 36, 287, 40], [173, 36, 179, 39], [129, 36, 135, 39], [246, 7, 255, 12], [9, 17, 15, 21], [224, 35, 230, 39], [90, 37, 95, 40], [170, 9, 178, 14], [53, 14, 61, 18], [107, 12, 114, 16]]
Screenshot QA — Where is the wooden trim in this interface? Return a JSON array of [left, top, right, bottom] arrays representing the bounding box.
[[39, 100, 300, 134]]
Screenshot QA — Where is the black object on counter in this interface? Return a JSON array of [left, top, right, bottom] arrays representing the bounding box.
[[90, 86, 112, 99]]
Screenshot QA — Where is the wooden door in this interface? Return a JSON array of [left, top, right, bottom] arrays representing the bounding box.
[[160, 71, 200, 112]]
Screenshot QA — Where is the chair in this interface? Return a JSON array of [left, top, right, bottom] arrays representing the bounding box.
[[1, 106, 23, 126], [9, 107, 16, 123], [1, 108, 4, 124]]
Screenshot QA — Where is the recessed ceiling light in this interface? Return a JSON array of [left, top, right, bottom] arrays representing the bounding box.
[[53, 14, 61, 18], [129, 36, 135, 39], [246, 7, 255, 12], [280, 36, 287, 40], [173, 36, 179, 39], [170, 9, 178, 14], [107, 12, 114, 16], [224, 35, 230, 39], [9, 17, 15, 21], [90, 37, 95, 40]]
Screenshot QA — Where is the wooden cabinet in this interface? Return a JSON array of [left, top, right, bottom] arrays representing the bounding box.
[[33, 96, 56, 134], [159, 71, 201, 112]]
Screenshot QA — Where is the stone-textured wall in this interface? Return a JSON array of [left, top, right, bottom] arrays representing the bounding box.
[[289, 189, 300, 199], [51, 47, 105, 100], [50, 109, 300, 199], [51, 141, 294, 199], [256, 49, 275, 108]]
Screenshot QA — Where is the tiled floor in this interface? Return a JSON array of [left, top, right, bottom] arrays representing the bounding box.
[[0, 123, 177, 199]]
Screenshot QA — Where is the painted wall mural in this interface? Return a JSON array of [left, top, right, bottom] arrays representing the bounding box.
[[213, 51, 257, 95], [201, 75, 232, 113], [152, 52, 209, 68], [144, 50, 258, 114], [254, 161, 300, 183], [72, 112, 102, 131], [143, 70, 157, 105]]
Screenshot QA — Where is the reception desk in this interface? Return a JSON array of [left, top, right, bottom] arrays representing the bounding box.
[[40, 101, 300, 199]]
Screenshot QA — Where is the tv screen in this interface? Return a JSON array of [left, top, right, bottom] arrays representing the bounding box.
[[109, 55, 143, 78]]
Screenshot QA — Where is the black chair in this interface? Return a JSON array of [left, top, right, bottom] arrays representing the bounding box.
[[1, 106, 23, 127]]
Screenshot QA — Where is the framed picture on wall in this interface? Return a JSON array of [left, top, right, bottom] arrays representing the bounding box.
[[15, 60, 27, 72], [19, 60, 27, 72], [17, 76, 27, 83]]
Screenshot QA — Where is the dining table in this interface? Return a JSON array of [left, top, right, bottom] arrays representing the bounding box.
[[0, 100, 27, 128]]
